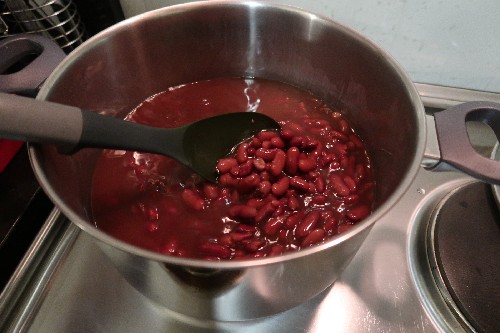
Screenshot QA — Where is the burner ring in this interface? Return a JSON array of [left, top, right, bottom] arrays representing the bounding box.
[[427, 181, 500, 333]]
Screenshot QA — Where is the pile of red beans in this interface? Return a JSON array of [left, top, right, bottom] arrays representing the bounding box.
[[91, 78, 374, 261], [179, 112, 374, 259]]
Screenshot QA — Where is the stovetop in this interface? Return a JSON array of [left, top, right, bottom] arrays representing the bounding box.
[[0, 84, 498, 332]]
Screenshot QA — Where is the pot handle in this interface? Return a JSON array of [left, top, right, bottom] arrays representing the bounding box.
[[0, 34, 66, 96], [431, 101, 500, 184]]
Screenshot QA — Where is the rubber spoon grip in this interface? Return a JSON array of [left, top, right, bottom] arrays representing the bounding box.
[[0, 92, 82, 151]]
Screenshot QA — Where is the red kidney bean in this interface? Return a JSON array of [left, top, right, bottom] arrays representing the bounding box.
[[296, 210, 321, 237], [235, 223, 257, 233], [147, 207, 159, 221], [268, 244, 285, 256], [216, 158, 238, 174], [272, 203, 285, 217], [146, 221, 159, 232], [283, 121, 305, 135], [329, 130, 349, 142], [342, 155, 356, 176], [285, 211, 304, 229], [203, 184, 219, 199], [306, 171, 319, 181], [261, 140, 272, 149], [315, 177, 326, 193], [343, 175, 357, 192], [329, 174, 350, 197], [238, 160, 254, 177], [230, 166, 239, 177], [318, 152, 335, 168], [301, 228, 325, 247], [230, 231, 254, 242], [255, 202, 275, 223], [287, 195, 300, 211], [289, 136, 305, 147], [181, 189, 204, 210], [338, 119, 350, 133], [253, 157, 266, 171], [277, 229, 290, 244], [264, 216, 285, 236], [199, 242, 232, 259], [236, 143, 249, 163], [285, 147, 300, 174], [323, 216, 338, 233], [259, 171, 270, 181], [331, 142, 348, 156], [288, 176, 310, 192], [243, 239, 265, 252], [251, 137, 262, 148], [219, 234, 234, 247], [218, 173, 238, 187], [343, 194, 360, 205], [258, 180, 272, 196], [354, 163, 365, 183], [231, 190, 240, 202], [349, 134, 364, 149], [257, 131, 278, 141], [347, 205, 370, 221], [298, 156, 317, 173], [320, 210, 334, 219], [310, 142, 323, 159], [280, 128, 294, 140], [310, 119, 330, 129], [255, 148, 278, 161], [270, 150, 286, 176], [237, 173, 260, 194], [311, 195, 328, 205], [229, 204, 258, 220], [271, 176, 289, 197], [270, 137, 285, 149]]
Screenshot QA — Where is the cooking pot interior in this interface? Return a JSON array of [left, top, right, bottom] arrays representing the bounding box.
[[34, 3, 423, 244]]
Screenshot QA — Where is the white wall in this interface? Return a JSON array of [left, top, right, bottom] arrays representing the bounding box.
[[119, 0, 500, 93]]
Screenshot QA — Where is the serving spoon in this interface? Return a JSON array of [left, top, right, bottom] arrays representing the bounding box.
[[0, 92, 280, 182]]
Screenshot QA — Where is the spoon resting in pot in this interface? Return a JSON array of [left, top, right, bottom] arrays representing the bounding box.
[[0, 93, 280, 182]]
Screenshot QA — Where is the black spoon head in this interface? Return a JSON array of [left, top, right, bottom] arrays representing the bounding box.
[[182, 112, 280, 182]]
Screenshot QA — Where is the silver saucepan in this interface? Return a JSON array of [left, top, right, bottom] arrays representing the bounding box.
[[9, 1, 500, 321]]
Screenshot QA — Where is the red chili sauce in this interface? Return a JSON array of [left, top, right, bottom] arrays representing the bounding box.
[[90, 77, 375, 260]]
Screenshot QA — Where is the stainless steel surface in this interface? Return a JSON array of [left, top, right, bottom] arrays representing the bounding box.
[[493, 143, 500, 210], [0, 172, 469, 333], [415, 83, 500, 109], [28, 1, 427, 320], [1, 85, 497, 332]]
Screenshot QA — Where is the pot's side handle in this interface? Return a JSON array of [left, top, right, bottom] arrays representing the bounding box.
[[0, 34, 66, 96], [431, 101, 500, 184]]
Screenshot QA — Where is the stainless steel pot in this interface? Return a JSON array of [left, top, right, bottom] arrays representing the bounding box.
[[27, 1, 500, 321]]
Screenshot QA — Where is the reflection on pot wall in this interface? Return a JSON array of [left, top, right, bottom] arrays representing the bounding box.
[[118, 0, 500, 93]]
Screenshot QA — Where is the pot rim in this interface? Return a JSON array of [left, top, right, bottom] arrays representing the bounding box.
[[29, 0, 426, 269]]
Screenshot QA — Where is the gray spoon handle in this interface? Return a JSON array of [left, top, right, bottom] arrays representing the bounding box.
[[0, 92, 185, 158], [0, 92, 83, 149]]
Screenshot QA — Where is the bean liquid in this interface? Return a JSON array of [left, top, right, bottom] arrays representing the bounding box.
[[90, 77, 375, 260]]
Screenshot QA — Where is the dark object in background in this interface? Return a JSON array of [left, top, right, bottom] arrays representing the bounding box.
[[72, 0, 124, 37], [0, 147, 53, 290], [0, 0, 124, 53]]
